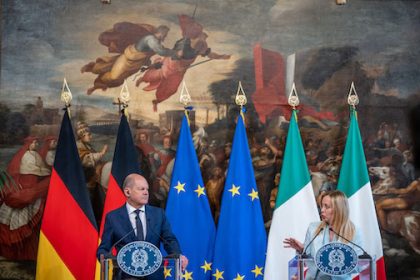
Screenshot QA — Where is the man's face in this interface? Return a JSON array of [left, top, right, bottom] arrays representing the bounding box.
[[139, 133, 147, 143], [29, 140, 39, 151], [163, 137, 171, 148], [156, 31, 168, 42], [50, 140, 57, 149], [82, 132, 92, 143], [260, 146, 270, 156], [126, 176, 149, 208]]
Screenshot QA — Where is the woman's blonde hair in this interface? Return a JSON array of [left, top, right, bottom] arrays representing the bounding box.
[[316, 190, 355, 243]]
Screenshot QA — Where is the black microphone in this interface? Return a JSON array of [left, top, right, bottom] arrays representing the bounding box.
[[301, 227, 325, 258], [104, 226, 137, 259], [146, 217, 181, 259], [329, 228, 372, 259]]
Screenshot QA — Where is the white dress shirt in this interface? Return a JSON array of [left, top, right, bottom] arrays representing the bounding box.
[[126, 203, 147, 239]]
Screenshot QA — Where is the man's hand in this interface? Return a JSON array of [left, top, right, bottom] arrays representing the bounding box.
[[180, 254, 189, 270]]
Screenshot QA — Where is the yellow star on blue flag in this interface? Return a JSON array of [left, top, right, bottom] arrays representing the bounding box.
[[182, 270, 193, 280], [174, 181, 186, 194], [228, 184, 240, 197], [164, 266, 172, 278], [233, 273, 245, 280], [194, 185, 206, 197], [213, 269, 224, 280], [251, 265, 263, 277], [248, 188, 259, 201], [201, 260, 212, 273]]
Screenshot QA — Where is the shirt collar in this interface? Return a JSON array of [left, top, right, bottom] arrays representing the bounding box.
[[126, 203, 146, 214]]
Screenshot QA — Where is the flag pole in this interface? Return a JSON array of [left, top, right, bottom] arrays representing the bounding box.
[[347, 81, 374, 280]]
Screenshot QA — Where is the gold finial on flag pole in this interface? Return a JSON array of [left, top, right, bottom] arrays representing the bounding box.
[[235, 81, 247, 122], [179, 80, 192, 107], [61, 78, 72, 117], [179, 81, 192, 124], [288, 82, 300, 121], [119, 80, 130, 118], [347, 81, 359, 109], [288, 82, 300, 110], [235, 81, 247, 108]]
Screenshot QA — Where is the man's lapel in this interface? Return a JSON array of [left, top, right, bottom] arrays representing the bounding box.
[[117, 205, 137, 242], [144, 205, 155, 242]]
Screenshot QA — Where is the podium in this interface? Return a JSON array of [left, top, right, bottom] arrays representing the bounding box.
[[288, 255, 376, 280], [100, 254, 182, 280]]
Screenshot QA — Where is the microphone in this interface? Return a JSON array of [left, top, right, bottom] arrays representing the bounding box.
[[301, 227, 325, 258], [328, 228, 372, 259], [104, 227, 137, 259], [146, 217, 181, 258]]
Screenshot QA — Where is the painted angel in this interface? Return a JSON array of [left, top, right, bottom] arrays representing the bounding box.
[[136, 15, 231, 111], [81, 22, 179, 95]]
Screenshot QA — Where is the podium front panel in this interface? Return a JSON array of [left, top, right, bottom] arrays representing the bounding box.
[[101, 256, 181, 280], [288, 255, 376, 280]]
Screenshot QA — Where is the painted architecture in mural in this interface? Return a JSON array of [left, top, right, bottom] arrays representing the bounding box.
[[0, 0, 419, 279]]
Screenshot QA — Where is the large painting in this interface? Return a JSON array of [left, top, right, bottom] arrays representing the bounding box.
[[0, 0, 419, 279]]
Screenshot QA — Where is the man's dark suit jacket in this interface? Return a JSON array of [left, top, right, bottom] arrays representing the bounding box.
[[97, 204, 181, 280]]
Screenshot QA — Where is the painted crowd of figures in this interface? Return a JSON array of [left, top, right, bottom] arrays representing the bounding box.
[[0, 116, 418, 261]]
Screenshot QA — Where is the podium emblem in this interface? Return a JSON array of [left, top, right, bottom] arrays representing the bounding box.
[[315, 242, 358, 276], [117, 241, 162, 277]]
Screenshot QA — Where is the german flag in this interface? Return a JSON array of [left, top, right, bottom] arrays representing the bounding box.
[[36, 109, 98, 280], [94, 113, 141, 279], [99, 113, 141, 237]]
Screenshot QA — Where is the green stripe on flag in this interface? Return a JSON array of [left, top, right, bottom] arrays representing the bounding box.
[[337, 108, 370, 197], [276, 110, 311, 207]]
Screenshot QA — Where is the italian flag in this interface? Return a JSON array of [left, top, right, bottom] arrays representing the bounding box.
[[337, 108, 387, 279], [264, 110, 319, 280]]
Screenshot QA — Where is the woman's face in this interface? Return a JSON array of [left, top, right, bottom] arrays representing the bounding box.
[[320, 195, 334, 224]]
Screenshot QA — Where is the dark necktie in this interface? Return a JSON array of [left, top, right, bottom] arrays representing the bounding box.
[[134, 209, 144, 241]]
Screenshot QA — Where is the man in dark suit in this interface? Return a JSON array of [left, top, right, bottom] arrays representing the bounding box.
[[97, 173, 188, 279]]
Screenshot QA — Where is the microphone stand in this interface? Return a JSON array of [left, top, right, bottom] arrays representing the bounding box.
[[328, 228, 371, 259], [146, 217, 182, 279], [100, 227, 137, 280], [329, 228, 375, 280], [301, 227, 325, 258], [298, 227, 325, 280]]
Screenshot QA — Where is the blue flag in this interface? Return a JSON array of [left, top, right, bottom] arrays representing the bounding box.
[[212, 113, 267, 280], [165, 113, 216, 280]]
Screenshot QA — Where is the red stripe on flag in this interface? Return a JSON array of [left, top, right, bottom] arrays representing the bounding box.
[[99, 175, 126, 237], [376, 256, 387, 280], [41, 169, 98, 280], [352, 256, 386, 279]]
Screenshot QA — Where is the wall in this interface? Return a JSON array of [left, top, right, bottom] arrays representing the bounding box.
[[0, 0, 419, 278]]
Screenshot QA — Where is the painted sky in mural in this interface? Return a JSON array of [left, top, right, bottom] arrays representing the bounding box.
[[1, 0, 419, 118]]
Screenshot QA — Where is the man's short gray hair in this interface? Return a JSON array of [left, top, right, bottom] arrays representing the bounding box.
[[123, 174, 137, 189]]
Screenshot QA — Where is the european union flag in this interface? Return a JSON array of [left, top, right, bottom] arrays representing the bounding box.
[[165, 112, 216, 280], [212, 112, 267, 280]]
